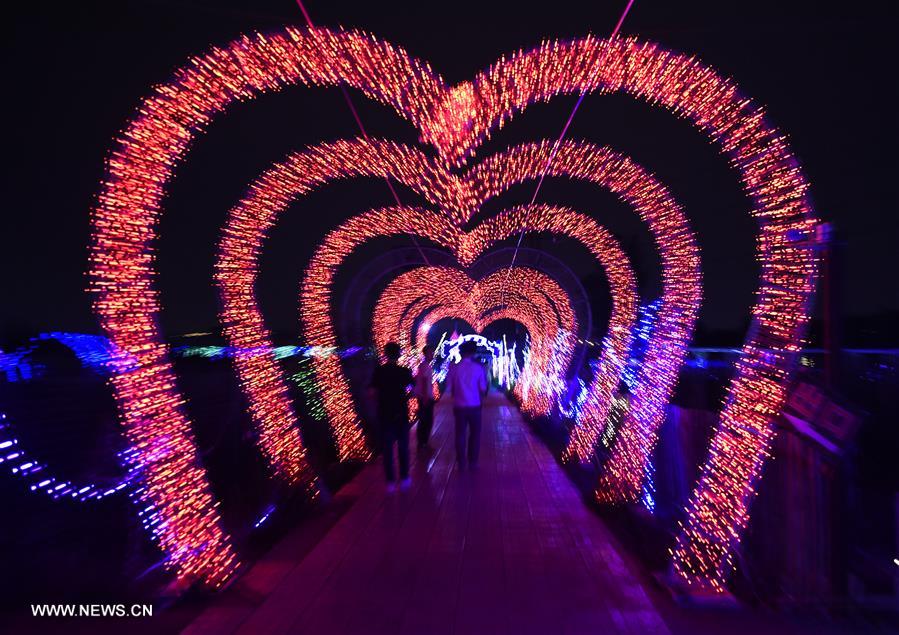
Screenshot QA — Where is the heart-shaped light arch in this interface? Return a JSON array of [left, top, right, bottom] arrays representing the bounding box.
[[372, 265, 574, 421], [370, 265, 578, 416], [296, 198, 643, 460], [411, 278, 572, 369], [372, 266, 576, 362], [221, 137, 691, 476], [90, 27, 818, 590], [414, 297, 563, 416]]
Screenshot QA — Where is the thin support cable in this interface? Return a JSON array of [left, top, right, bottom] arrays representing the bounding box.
[[294, 0, 431, 265], [501, 0, 636, 301]]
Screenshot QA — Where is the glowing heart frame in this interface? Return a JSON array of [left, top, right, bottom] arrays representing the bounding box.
[[296, 200, 637, 458], [224, 138, 689, 471], [90, 27, 819, 589], [374, 266, 574, 364], [371, 265, 578, 416], [414, 299, 564, 417]]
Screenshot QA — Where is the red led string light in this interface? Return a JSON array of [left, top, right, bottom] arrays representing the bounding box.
[[89, 28, 449, 586]]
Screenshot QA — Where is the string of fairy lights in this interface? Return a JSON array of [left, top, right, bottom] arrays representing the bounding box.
[[88, 26, 820, 591]]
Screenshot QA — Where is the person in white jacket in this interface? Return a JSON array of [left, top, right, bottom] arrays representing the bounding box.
[[445, 341, 489, 469]]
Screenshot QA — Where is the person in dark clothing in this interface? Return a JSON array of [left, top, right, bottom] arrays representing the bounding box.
[[370, 342, 414, 492]]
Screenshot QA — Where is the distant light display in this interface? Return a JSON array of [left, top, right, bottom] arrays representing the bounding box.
[[416, 297, 564, 416], [370, 265, 579, 416], [433, 334, 521, 392], [439, 334, 500, 362], [89, 27, 819, 590]]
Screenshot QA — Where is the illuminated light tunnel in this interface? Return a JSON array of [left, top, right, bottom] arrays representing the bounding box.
[[370, 265, 578, 417], [228, 137, 693, 507], [88, 27, 820, 591]]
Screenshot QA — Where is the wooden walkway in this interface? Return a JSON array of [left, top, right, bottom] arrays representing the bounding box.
[[184, 393, 669, 635]]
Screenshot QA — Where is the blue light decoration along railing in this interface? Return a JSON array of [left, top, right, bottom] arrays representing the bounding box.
[[641, 454, 657, 513], [0, 335, 359, 513], [253, 504, 277, 529], [0, 350, 32, 382], [35, 332, 139, 374], [0, 411, 134, 502], [0, 335, 156, 540], [0, 332, 139, 382], [564, 302, 662, 508], [171, 344, 365, 361], [625, 301, 662, 513], [558, 376, 588, 420], [0, 334, 369, 585]]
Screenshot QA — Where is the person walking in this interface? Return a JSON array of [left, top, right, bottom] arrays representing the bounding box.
[[414, 344, 436, 450], [445, 340, 489, 470], [370, 342, 414, 492]]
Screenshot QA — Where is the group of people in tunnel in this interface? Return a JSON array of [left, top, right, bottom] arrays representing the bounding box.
[[369, 340, 489, 492]]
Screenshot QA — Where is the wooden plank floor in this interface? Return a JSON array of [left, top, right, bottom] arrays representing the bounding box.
[[184, 393, 669, 635]]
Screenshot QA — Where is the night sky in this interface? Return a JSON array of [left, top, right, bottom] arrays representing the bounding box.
[[3, 0, 896, 346]]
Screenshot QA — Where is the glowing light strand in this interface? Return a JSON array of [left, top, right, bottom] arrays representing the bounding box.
[[0, 412, 133, 502]]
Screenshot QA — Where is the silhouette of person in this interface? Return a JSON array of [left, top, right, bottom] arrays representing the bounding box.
[[370, 342, 414, 492]]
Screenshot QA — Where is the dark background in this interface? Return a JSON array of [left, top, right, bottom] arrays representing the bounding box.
[[3, 0, 897, 346]]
